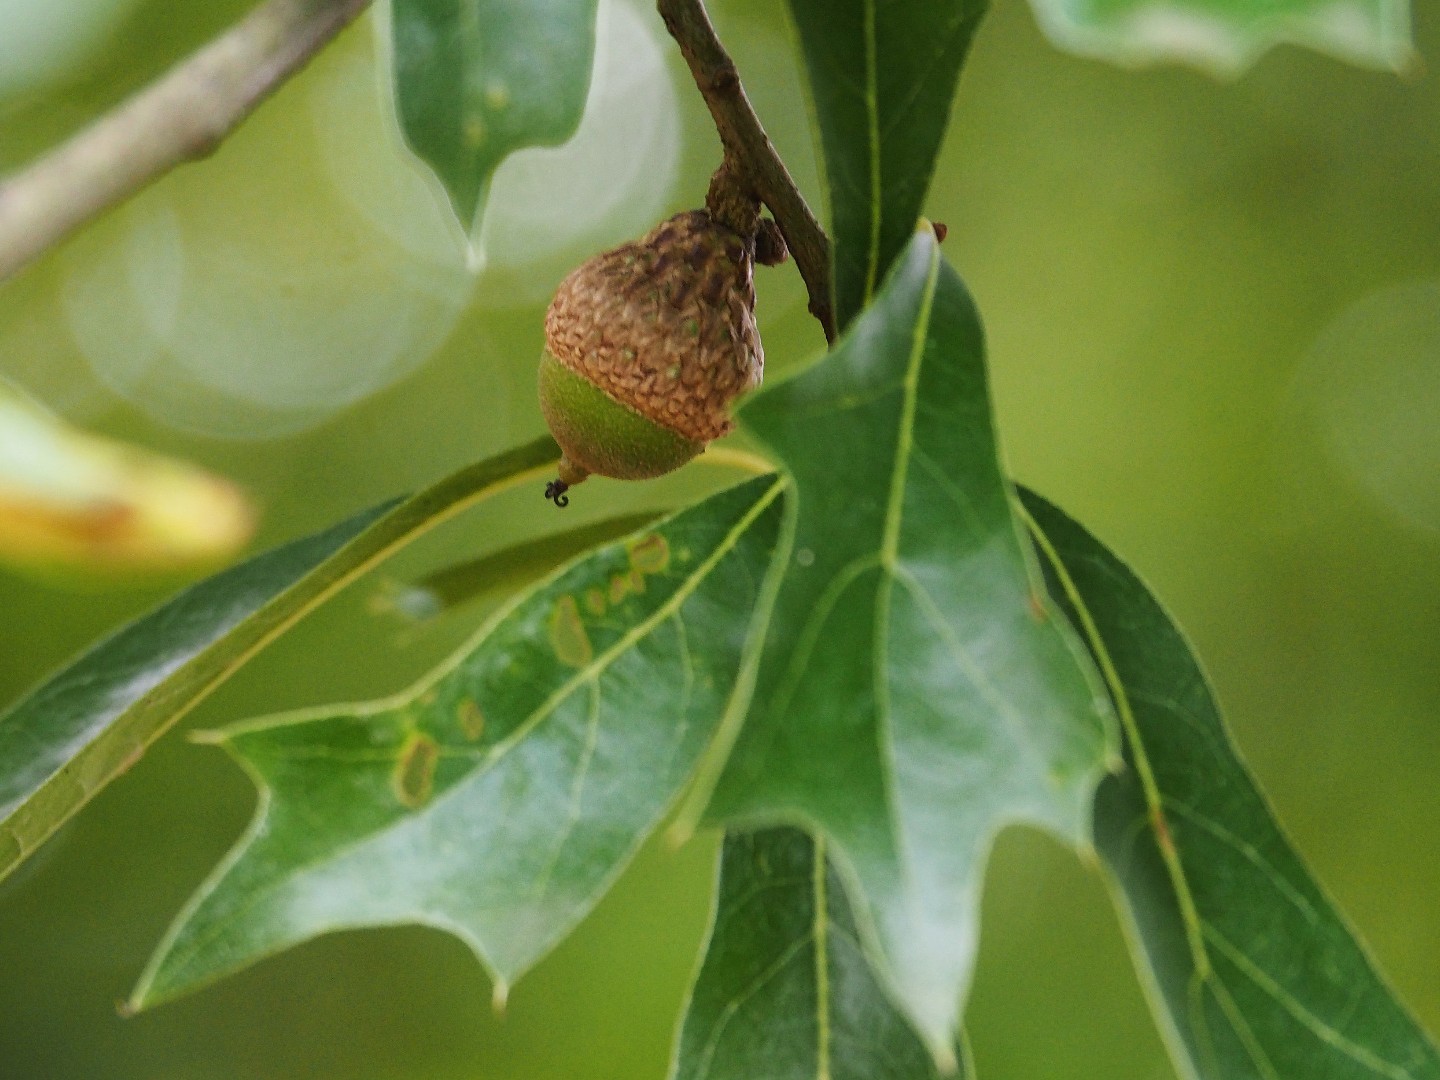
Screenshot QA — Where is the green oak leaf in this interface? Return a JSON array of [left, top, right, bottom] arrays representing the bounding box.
[[1021, 489, 1440, 1080], [672, 827, 967, 1080], [0, 437, 560, 886], [131, 475, 787, 1008], [390, 0, 600, 235], [382, 512, 664, 620], [696, 229, 1117, 1061], [786, 0, 987, 330], [1027, 0, 1413, 76]]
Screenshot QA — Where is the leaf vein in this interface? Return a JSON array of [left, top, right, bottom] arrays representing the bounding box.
[[875, 9, 975, 144], [889, 565, 1049, 773], [691, 932, 817, 1080], [862, 0, 882, 304], [1162, 797, 1321, 926], [1204, 924, 1416, 1080], [151, 478, 786, 981]]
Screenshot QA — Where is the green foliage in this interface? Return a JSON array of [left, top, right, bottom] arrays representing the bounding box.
[[1028, 0, 1413, 75], [0, 437, 558, 885], [1023, 490, 1440, 1080], [0, 0, 1433, 1077], [672, 828, 966, 1080], [390, 0, 600, 234], [132, 475, 786, 1008], [786, 0, 987, 329], [0, 501, 384, 879], [700, 230, 1115, 1059], [395, 512, 664, 618]]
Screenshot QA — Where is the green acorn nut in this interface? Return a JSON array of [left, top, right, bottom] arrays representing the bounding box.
[[539, 209, 763, 506]]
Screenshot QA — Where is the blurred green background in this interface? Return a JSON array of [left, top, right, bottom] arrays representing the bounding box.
[[2, 0, 1437, 1076]]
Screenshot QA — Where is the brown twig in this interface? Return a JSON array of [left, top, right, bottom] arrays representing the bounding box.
[[657, 0, 835, 343], [0, 0, 372, 283], [0, 0, 831, 337]]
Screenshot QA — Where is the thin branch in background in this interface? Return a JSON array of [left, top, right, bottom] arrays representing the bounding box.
[[0, 0, 834, 345], [657, 0, 836, 343], [0, 0, 372, 283]]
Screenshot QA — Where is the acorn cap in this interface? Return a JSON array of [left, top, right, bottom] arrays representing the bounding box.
[[543, 209, 763, 445]]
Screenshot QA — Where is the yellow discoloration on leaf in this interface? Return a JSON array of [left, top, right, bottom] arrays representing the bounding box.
[[394, 733, 439, 809], [597, 533, 668, 601], [549, 594, 593, 667], [609, 574, 631, 606], [627, 532, 671, 576], [584, 587, 607, 616], [457, 698, 485, 741], [484, 82, 510, 110], [462, 113, 486, 147]]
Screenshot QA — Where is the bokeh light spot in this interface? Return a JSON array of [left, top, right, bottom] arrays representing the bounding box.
[[60, 25, 476, 440], [0, 0, 144, 100], [1292, 279, 1440, 532], [470, 0, 681, 306]]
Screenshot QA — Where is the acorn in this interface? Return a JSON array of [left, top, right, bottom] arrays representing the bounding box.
[[539, 206, 769, 506]]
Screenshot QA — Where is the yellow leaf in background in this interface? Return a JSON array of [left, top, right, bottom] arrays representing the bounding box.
[[0, 385, 255, 576]]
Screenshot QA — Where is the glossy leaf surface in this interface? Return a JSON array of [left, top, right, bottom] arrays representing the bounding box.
[[672, 827, 963, 1080], [786, 0, 986, 329], [384, 512, 664, 619], [0, 438, 560, 886], [133, 476, 787, 1008], [1022, 489, 1440, 1080], [1027, 0, 1412, 76], [391, 0, 599, 233], [702, 231, 1115, 1059]]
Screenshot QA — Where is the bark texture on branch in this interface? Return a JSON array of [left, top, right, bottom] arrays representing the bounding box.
[[657, 0, 835, 343], [0, 0, 836, 348]]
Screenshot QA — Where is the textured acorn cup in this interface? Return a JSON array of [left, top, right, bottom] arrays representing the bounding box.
[[539, 209, 763, 503]]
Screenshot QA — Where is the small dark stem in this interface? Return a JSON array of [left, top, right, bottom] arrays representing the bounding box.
[[544, 480, 571, 508], [705, 156, 761, 237], [657, 0, 835, 344], [753, 219, 788, 267]]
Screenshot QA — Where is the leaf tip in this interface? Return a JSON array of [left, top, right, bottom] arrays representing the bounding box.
[[1394, 39, 1424, 80], [428, 162, 480, 229], [118, 980, 158, 1018], [665, 819, 695, 850], [446, 176, 496, 258], [932, 1040, 959, 1075], [491, 978, 509, 1017]]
